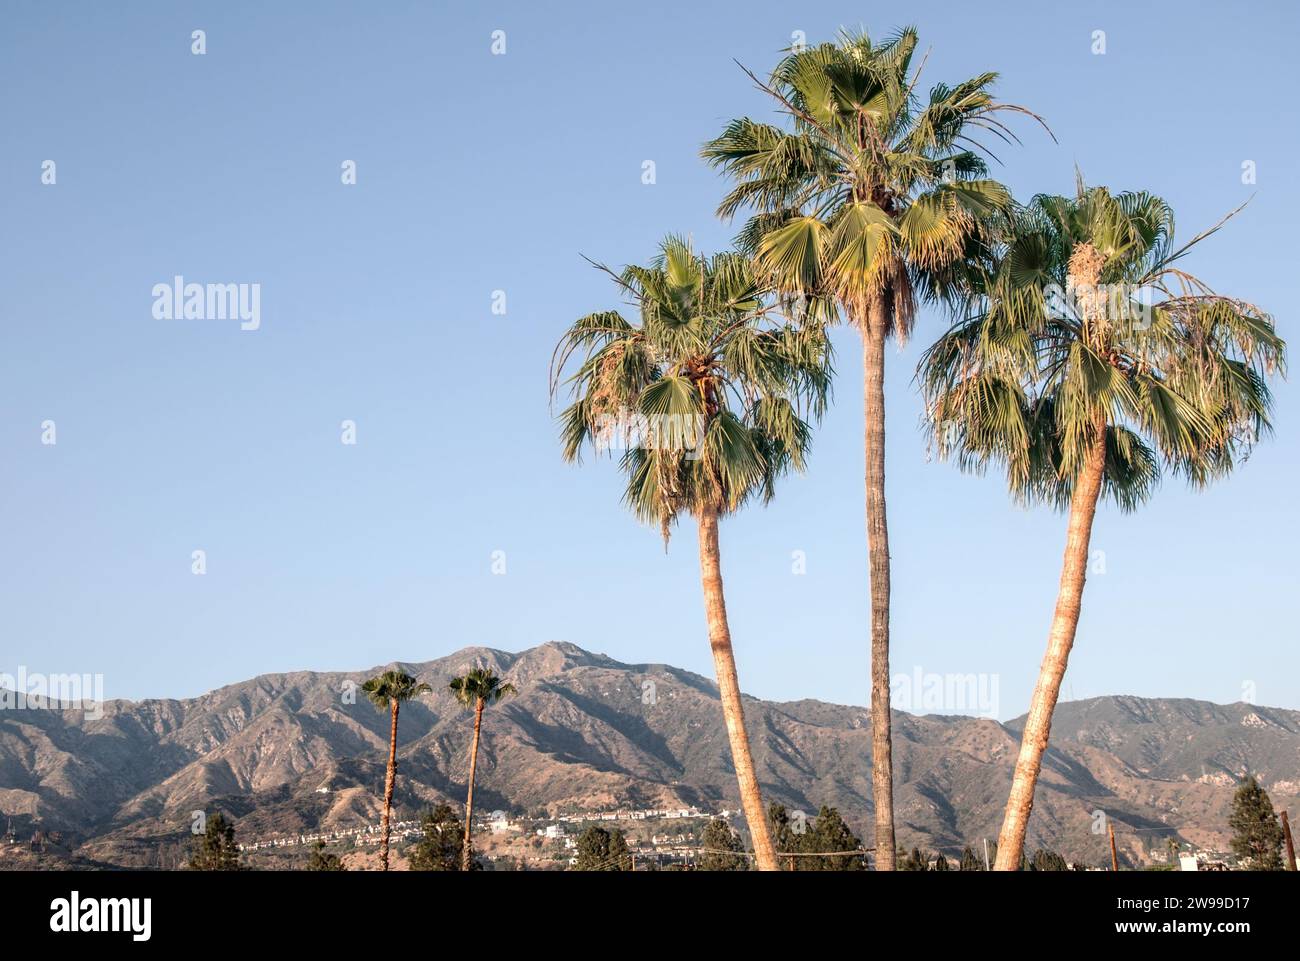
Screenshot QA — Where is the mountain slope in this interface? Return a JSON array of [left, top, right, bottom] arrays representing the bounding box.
[[1, 642, 1295, 868]]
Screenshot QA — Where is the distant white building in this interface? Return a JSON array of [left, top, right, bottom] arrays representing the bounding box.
[[1178, 854, 1199, 871]]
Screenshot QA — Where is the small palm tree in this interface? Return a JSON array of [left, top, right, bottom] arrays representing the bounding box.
[[449, 667, 517, 871], [702, 28, 1046, 867], [550, 236, 831, 871], [919, 181, 1285, 869], [361, 670, 431, 871]]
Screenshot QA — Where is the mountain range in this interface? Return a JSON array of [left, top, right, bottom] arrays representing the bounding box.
[[1, 641, 1297, 868]]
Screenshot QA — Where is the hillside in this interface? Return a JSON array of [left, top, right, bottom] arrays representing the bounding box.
[[1, 642, 1296, 868]]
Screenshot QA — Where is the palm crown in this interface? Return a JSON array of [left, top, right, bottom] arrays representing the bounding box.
[[701, 27, 1046, 326], [449, 668, 517, 708], [361, 671, 431, 710], [919, 181, 1286, 508], [550, 236, 831, 541]]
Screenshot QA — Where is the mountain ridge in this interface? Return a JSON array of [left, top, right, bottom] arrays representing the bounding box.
[[2, 641, 1296, 868]]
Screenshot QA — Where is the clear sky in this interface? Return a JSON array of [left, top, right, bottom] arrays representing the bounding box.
[[2, 0, 1296, 720]]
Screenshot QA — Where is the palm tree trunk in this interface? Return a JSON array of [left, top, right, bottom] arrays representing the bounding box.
[[697, 507, 780, 872], [380, 699, 399, 871], [863, 303, 895, 871], [462, 698, 484, 871], [994, 427, 1108, 869]]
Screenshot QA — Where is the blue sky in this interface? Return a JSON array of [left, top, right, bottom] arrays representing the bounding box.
[[1, 0, 1295, 720]]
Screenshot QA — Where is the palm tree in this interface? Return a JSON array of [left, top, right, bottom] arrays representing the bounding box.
[[702, 27, 1047, 868], [449, 667, 517, 871], [361, 670, 431, 871], [918, 182, 1285, 869], [550, 236, 831, 871]]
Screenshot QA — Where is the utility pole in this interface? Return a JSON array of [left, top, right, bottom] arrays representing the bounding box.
[[1108, 823, 1119, 872], [1281, 811, 1296, 871], [982, 837, 991, 871]]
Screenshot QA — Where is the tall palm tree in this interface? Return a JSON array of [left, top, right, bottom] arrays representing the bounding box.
[[918, 182, 1285, 869], [550, 236, 831, 871], [449, 667, 517, 871], [361, 670, 431, 871], [702, 27, 1047, 868]]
